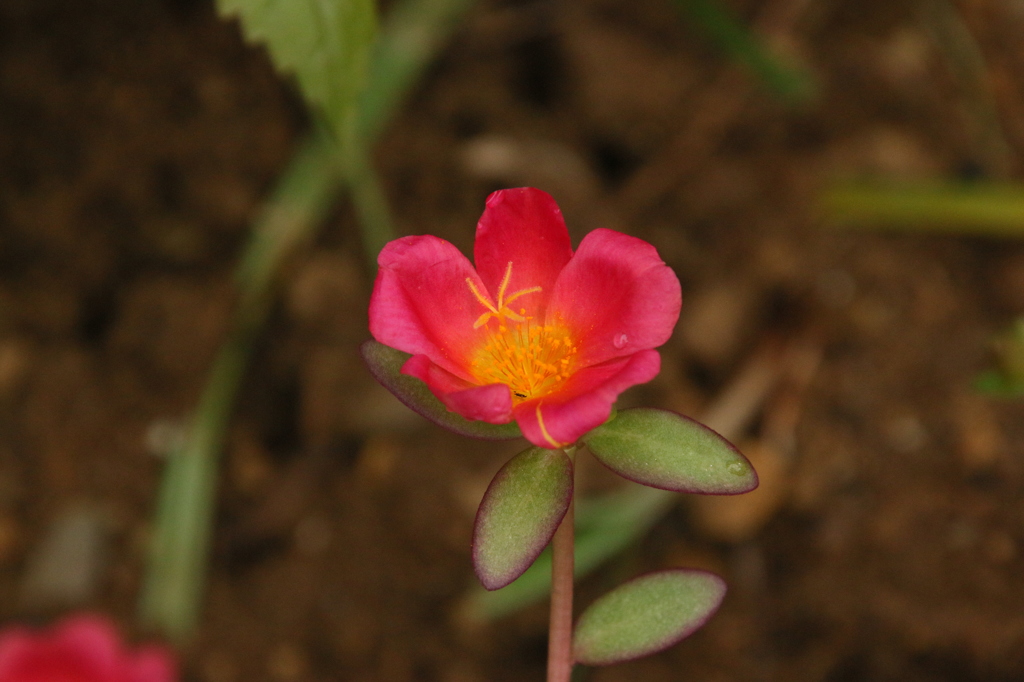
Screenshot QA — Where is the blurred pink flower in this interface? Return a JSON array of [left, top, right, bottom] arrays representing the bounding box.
[[0, 614, 175, 682], [369, 187, 681, 448]]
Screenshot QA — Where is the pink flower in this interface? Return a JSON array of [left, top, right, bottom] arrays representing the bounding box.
[[369, 187, 681, 448], [0, 614, 176, 682]]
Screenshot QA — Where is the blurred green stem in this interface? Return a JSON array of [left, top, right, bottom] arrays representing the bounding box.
[[976, 317, 1024, 397], [348, 144, 396, 266], [140, 0, 481, 642], [674, 0, 815, 103], [348, 0, 476, 261], [140, 130, 344, 642], [825, 181, 1024, 236], [919, 0, 1011, 176], [356, 0, 475, 143]]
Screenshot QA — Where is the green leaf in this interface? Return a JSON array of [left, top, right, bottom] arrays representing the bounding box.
[[216, 0, 377, 147], [975, 369, 1024, 398], [466, 484, 675, 620], [573, 570, 726, 666], [580, 408, 756, 494], [473, 447, 573, 590], [360, 340, 522, 440]]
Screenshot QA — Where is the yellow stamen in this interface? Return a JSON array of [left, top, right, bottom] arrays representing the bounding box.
[[496, 260, 514, 302], [466, 262, 540, 328], [466, 277, 499, 315], [505, 286, 542, 306], [465, 261, 577, 405]]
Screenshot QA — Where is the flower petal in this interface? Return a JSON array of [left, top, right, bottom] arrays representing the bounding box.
[[0, 629, 36, 677], [127, 647, 178, 682], [0, 615, 176, 682], [0, 615, 120, 680], [546, 229, 680, 367], [52, 614, 121, 674], [362, 342, 521, 439], [370, 235, 489, 378], [514, 349, 661, 448], [474, 188, 573, 319], [444, 384, 516, 424], [402, 354, 514, 424]]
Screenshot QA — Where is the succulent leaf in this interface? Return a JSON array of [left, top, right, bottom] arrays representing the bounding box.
[[572, 569, 726, 666], [581, 408, 756, 494], [473, 447, 573, 590]]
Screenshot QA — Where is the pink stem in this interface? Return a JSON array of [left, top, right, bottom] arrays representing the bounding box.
[[547, 450, 576, 682]]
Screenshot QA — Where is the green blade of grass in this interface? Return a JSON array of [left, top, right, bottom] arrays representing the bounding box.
[[356, 0, 475, 142], [348, 0, 477, 261], [139, 130, 344, 642], [824, 181, 1024, 237], [674, 0, 815, 104], [919, 1, 1012, 176], [976, 317, 1024, 398], [140, 0, 481, 641]]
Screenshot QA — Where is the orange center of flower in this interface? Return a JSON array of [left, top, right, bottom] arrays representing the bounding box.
[[466, 262, 578, 404]]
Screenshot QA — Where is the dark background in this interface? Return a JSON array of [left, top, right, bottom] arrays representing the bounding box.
[[2, 0, 1024, 680]]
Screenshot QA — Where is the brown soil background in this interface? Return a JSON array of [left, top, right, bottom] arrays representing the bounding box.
[[3, 0, 1024, 680]]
